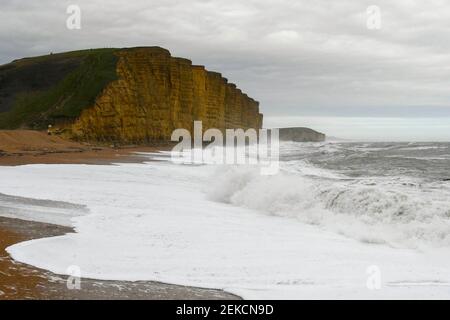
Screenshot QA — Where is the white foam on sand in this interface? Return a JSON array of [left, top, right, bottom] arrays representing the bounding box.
[[1, 161, 450, 299]]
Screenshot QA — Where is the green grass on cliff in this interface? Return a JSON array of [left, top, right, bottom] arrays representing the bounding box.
[[0, 48, 119, 129]]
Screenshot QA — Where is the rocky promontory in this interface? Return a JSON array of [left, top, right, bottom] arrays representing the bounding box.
[[276, 127, 326, 142]]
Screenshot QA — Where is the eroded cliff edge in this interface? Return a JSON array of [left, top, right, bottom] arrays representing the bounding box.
[[71, 47, 262, 142], [0, 47, 263, 143]]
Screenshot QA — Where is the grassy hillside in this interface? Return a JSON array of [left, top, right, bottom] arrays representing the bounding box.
[[0, 49, 119, 129]]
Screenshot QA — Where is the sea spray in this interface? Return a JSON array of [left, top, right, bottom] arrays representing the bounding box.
[[206, 159, 450, 248]]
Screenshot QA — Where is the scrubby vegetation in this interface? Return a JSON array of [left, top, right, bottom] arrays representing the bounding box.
[[0, 49, 118, 129]]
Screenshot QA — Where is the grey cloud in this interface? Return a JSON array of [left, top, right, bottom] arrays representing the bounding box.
[[1, 0, 450, 118]]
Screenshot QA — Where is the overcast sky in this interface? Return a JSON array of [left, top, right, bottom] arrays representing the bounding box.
[[1, 0, 450, 139]]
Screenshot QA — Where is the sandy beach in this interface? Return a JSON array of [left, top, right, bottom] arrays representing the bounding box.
[[0, 217, 239, 300], [0, 130, 178, 166], [0, 130, 239, 300], [2, 130, 450, 299], [0, 130, 172, 166]]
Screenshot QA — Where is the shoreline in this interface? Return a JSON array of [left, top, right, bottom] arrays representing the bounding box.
[[1, 137, 450, 299], [0, 129, 175, 166], [0, 145, 166, 166], [0, 130, 240, 299], [0, 216, 240, 300]]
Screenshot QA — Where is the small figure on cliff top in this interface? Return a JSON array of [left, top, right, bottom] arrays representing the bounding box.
[[47, 124, 52, 136]]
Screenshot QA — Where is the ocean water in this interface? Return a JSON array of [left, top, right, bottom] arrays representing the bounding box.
[[281, 141, 450, 180], [1, 142, 450, 298], [0, 192, 88, 226], [209, 141, 450, 248]]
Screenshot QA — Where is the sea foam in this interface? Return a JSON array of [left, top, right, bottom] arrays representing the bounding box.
[[206, 162, 450, 248]]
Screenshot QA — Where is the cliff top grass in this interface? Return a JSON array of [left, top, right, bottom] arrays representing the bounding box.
[[0, 48, 119, 129]]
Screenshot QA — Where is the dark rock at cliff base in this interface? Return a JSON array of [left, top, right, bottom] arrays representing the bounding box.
[[274, 127, 326, 142]]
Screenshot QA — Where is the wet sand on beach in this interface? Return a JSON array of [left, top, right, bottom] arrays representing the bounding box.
[[0, 217, 240, 300], [0, 130, 239, 299]]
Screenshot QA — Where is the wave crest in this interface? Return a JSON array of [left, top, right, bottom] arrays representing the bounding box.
[[207, 165, 450, 248]]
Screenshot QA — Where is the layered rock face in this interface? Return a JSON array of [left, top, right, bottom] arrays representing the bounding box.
[[71, 47, 263, 142]]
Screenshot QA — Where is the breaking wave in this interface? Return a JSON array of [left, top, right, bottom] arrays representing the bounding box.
[[206, 161, 450, 249]]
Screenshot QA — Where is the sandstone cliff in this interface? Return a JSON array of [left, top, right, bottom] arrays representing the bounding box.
[[0, 47, 263, 143], [71, 47, 263, 142]]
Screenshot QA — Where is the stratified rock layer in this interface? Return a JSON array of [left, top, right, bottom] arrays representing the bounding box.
[[72, 47, 263, 142]]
